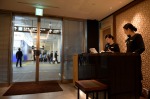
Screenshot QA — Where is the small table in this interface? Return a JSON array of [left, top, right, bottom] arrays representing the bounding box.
[[75, 80, 108, 99]]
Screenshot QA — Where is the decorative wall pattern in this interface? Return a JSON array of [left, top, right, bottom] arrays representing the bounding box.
[[116, 0, 150, 89]]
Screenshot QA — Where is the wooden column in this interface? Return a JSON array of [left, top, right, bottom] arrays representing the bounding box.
[[35, 17, 40, 82], [73, 54, 78, 85]]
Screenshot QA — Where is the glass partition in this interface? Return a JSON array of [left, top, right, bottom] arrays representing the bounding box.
[[62, 19, 85, 80]]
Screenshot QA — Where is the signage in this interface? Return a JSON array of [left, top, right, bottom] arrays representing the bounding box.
[[35, 8, 43, 16]]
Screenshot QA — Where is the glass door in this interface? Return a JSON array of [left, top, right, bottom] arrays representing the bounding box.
[[39, 18, 62, 81], [12, 15, 62, 82], [12, 15, 37, 82]]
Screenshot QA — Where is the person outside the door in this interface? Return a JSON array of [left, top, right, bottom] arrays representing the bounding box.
[[49, 51, 53, 63], [54, 51, 59, 64], [16, 48, 23, 67]]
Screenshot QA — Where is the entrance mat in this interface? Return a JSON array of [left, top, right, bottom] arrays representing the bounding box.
[[3, 81, 63, 96]]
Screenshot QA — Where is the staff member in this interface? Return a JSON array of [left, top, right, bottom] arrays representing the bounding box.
[[104, 34, 120, 52], [123, 23, 145, 96], [124, 23, 145, 54]]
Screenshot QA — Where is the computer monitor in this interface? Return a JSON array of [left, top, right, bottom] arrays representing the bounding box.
[[89, 48, 98, 53]]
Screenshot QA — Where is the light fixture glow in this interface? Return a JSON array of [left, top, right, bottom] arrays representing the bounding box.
[[35, 8, 43, 16]]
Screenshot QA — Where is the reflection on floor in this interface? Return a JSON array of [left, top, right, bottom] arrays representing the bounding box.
[[13, 61, 61, 82]]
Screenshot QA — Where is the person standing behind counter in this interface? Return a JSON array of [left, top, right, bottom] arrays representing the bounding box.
[[123, 23, 145, 96], [123, 23, 145, 54], [104, 34, 120, 52]]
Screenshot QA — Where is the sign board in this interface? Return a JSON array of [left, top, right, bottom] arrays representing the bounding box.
[[35, 8, 43, 16]]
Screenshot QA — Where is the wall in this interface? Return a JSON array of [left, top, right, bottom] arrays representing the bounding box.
[[0, 12, 12, 84], [116, 0, 150, 89], [99, 16, 113, 51], [87, 20, 99, 53]]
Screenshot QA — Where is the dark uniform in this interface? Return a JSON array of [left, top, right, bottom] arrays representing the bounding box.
[[126, 33, 145, 54], [104, 43, 120, 52], [126, 33, 145, 96], [50, 51, 53, 63], [16, 48, 23, 67]]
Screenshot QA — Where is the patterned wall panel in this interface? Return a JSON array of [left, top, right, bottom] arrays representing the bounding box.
[[0, 13, 11, 83], [116, 0, 150, 89]]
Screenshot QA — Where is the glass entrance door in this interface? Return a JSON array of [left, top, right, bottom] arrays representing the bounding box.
[[12, 15, 62, 82], [39, 18, 62, 81], [12, 15, 37, 82]]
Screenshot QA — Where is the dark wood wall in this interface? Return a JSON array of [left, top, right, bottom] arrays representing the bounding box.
[[87, 20, 99, 53]]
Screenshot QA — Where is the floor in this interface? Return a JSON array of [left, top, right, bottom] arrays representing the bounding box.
[[12, 60, 73, 82], [0, 83, 88, 99], [0, 60, 87, 99], [0, 83, 146, 99], [13, 61, 62, 82], [0, 62, 146, 99]]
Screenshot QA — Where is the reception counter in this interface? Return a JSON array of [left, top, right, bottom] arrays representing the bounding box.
[[73, 53, 141, 99]]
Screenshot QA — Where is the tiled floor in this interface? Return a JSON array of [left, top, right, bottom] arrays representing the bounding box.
[[12, 61, 73, 82], [13, 61, 62, 82], [0, 83, 88, 99], [0, 62, 83, 99]]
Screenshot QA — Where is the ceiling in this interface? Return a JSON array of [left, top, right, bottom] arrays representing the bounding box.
[[0, 0, 133, 20]]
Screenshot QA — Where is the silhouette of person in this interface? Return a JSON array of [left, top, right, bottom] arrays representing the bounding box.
[[49, 51, 53, 63], [16, 48, 23, 67], [47, 53, 50, 63], [54, 51, 59, 63]]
